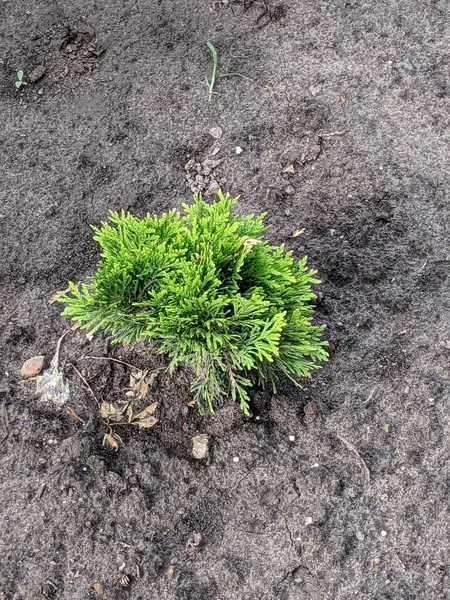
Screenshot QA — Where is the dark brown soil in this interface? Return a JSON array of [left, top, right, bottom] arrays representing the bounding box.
[[1, 1, 449, 599]]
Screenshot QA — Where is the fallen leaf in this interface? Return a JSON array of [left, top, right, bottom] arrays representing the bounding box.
[[131, 415, 158, 429], [66, 407, 85, 425], [102, 432, 121, 451], [131, 370, 158, 398], [133, 402, 158, 421], [90, 582, 104, 595], [125, 403, 134, 423], [187, 399, 197, 408], [100, 402, 124, 422], [289, 228, 305, 238], [283, 164, 295, 174]]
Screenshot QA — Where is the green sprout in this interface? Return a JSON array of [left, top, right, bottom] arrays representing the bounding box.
[[205, 42, 249, 101], [15, 70, 27, 90]]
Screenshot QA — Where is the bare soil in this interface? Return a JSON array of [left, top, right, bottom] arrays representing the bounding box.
[[1, 1, 449, 599]]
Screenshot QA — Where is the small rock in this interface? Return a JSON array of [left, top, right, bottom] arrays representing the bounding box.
[[285, 185, 295, 195], [309, 82, 323, 96], [192, 434, 209, 460], [208, 180, 220, 194], [305, 516, 313, 525], [209, 126, 223, 140], [203, 158, 224, 170], [29, 65, 47, 84], [20, 355, 45, 379], [184, 159, 195, 171], [304, 402, 319, 418], [356, 531, 365, 541], [403, 56, 415, 73], [235, 146, 243, 155], [427, 397, 435, 405], [211, 147, 221, 156], [233, 456, 239, 463], [380, 530, 387, 537]]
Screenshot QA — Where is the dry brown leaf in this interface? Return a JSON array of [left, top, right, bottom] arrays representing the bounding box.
[[186, 399, 197, 408], [90, 582, 104, 595], [125, 403, 134, 423], [134, 378, 149, 398], [283, 164, 295, 174], [131, 415, 158, 429], [132, 370, 158, 398], [289, 228, 305, 238], [66, 407, 85, 425], [102, 432, 121, 451], [133, 402, 158, 421], [100, 402, 123, 422]]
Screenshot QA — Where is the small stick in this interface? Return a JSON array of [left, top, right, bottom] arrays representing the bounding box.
[[79, 355, 143, 371], [318, 130, 347, 138], [68, 363, 101, 410], [335, 433, 371, 485]]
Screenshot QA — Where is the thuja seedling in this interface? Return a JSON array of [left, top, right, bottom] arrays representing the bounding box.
[[205, 42, 249, 101], [15, 70, 27, 90], [57, 192, 328, 415]]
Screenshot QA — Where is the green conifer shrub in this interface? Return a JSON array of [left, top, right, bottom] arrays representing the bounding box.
[[57, 192, 328, 415]]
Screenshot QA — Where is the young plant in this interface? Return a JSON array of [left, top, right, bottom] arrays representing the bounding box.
[[205, 42, 249, 101], [57, 193, 328, 415], [15, 70, 27, 90]]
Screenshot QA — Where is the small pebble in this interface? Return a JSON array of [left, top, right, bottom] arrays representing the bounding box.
[[288, 435, 295, 442], [356, 531, 365, 541], [380, 530, 387, 537], [305, 517, 313, 525], [427, 397, 435, 405], [208, 126, 223, 140], [192, 434, 209, 460], [233, 456, 239, 463], [311, 462, 319, 468], [20, 355, 45, 379], [403, 56, 415, 73], [235, 146, 243, 155]]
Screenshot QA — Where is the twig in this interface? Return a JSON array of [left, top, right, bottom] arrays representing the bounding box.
[[68, 363, 101, 410], [78, 355, 143, 372], [318, 130, 347, 138], [335, 433, 371, 485]]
